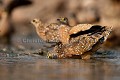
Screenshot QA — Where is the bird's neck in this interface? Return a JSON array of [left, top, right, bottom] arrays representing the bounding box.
[[58, 22, 70, 26]]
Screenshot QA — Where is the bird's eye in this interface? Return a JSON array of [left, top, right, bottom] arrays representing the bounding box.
[[33, 19, 36, 22]]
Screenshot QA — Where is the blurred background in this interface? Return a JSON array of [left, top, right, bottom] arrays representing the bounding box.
[[0, 0, 120, 80], [0, 0, 120, 50]]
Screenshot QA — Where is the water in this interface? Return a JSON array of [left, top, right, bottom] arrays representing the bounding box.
[[0, 50, 120, 80]]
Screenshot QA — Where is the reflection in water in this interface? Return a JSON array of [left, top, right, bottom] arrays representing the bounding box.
[[0, 56, 120, 80]]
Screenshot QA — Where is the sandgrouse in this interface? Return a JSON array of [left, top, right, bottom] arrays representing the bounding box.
[[31, 17, 112, 59]]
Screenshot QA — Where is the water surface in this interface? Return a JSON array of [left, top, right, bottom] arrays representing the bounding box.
[[0, 50, 120, 80]]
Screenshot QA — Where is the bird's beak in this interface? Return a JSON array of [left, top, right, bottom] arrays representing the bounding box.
[[30, 20, 34, 25], [57, 18, 60, 21]]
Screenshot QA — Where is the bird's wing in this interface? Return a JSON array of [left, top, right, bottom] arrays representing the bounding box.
[[69, 24, 93, 35], [63, 34, 102, 55], [63, 26, 112, 56]]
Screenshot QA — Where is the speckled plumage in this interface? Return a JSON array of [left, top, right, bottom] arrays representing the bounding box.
[[48, 26, 111, 59], [31, 18, 112, 59], [31, 18, 71, 43]]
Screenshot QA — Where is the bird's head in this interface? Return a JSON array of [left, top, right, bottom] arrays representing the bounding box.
[[31, 18, 42, 28], [57, 17, 69, 25]]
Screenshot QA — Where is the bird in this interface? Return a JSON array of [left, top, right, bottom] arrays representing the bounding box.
[[31, 18, 60, 42], [56, 17, 72, 44], [47, 25, 112, 59], [31, 17, 112, 59], [31, 17, 71, 44]]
